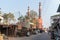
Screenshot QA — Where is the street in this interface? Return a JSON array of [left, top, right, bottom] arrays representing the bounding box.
[[8, 32, 51, 40]]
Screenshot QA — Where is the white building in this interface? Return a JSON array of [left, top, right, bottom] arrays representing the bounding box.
[[0, 11, 4, 24]]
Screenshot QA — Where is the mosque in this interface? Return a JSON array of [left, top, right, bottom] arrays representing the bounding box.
[[0, 2, 43, 36]]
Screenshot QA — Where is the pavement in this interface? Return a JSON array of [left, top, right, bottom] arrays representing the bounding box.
[[7, 32, 51, 40]]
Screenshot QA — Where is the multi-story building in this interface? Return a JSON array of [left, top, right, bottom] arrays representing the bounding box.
[[51, 14, 60, 29], [50, 4, 60, 37], [50, 4, 60, 29]]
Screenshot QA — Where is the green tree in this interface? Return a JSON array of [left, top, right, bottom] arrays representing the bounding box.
[[30, 10, 37, 19], [18, 16, 23, 20], [29, 10, 38, 23], [8, 12, 15, 24], [30, 10, 38, 28], [3, 12, 15, 24], [3, 13, 8, 24], [18, 15, 23, 22]]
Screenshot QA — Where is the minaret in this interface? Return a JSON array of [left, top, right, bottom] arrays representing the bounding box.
[[39, 2, 41, 19], [27, 6, 30, 17], [38, 2, 43, 30]]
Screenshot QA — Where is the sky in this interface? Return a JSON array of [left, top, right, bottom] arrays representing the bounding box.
[[0, 0, 59, 28]]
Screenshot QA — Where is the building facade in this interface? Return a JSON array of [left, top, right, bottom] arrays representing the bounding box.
[[51, 14, 60, 28]]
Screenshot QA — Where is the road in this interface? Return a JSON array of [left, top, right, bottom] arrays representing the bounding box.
[[8, 32, 51, 40]]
